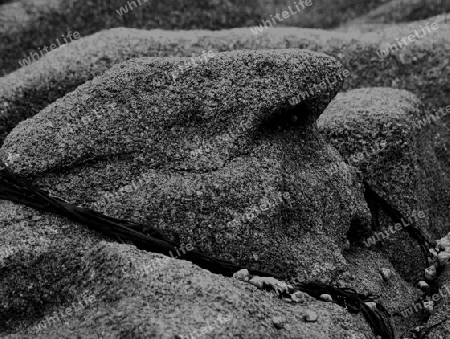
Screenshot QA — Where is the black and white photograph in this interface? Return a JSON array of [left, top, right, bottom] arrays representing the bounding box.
[[0, 0, 449, 338]]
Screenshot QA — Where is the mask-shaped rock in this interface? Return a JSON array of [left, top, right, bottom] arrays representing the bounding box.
[[1, 49, 371, 282]]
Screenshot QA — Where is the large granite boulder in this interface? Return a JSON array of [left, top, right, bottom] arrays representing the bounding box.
[[318, 87, 450, 281], [0, 49, 371, 283], [2, 23, 449, 243], [0, 49, 381, 338], [1, 47, 432, 337], [2, 19, 449, 336]]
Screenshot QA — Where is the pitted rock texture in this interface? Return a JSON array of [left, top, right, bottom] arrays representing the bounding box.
[[318, 87, 449, 238], [0, 49, 371, 283], [318, 87, 450, 281], [1, 49, 344, 175], [0, 0, 404, 76], [338, 248, 421, 335], [1, 20, 449, 147], [0, 239, 374, 338], [1, 14, 449, 338]]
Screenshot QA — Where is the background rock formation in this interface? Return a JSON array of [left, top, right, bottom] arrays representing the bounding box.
[[318, 87, 450, 281], [1, 19, 449, 149], [1, 0, 422, 77]]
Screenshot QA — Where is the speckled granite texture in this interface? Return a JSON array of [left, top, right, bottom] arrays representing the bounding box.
[[1, 20, 449, 147], [0, 49, 371, 283], [318, 87, 450, 282], [0, 49, 383, 338], [0, 238, 374, 338], [1, 3, 450, 337], [0, 0, 398, 76]]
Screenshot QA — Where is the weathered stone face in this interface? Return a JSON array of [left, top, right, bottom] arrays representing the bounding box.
[[2, 3, 449, 337], [1, 49, 344, 174], [0, 238, 375, 338], [2, 22, 449, 147], [318, 87, 450, 282], [0, 49, 371, 282]]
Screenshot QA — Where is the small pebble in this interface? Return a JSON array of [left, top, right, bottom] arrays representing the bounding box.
[[413, 326, 424, 333], [233, 269, 250, 281], [429, 248, 438, 257], [417, 281, 430, 292], [319, 294, 333, 302], [273, 283, 290, 296], [425, 266, 437, 281], [439, 237, 450, 248], [272, 316, 286, 329], [380, 268, 393, 281], [364, 302, 377, 310], [437, 252, 450, 267], [290, 291, 308, 303], [303, 310, 318, 323], [424, 300, 434, 307], [423, 301, 434, 314], [249, 276, 265, 289], [343, 240, 351, 250], [285, 284, 295, 294], [249, 276, 286, 291], [428, 256, 438, 266], [336, 280, 346, 288]]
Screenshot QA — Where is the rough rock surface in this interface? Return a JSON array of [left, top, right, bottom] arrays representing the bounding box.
[[1, 11, 449, 339], [318, 87, 450, 282], [0, 49, 371, 283], [1, 20, 449, 149], [0, 0, 397, 76], [0, 235, 373, 338], [0, 49, 381, 338], [425, 234, 450, 338]]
